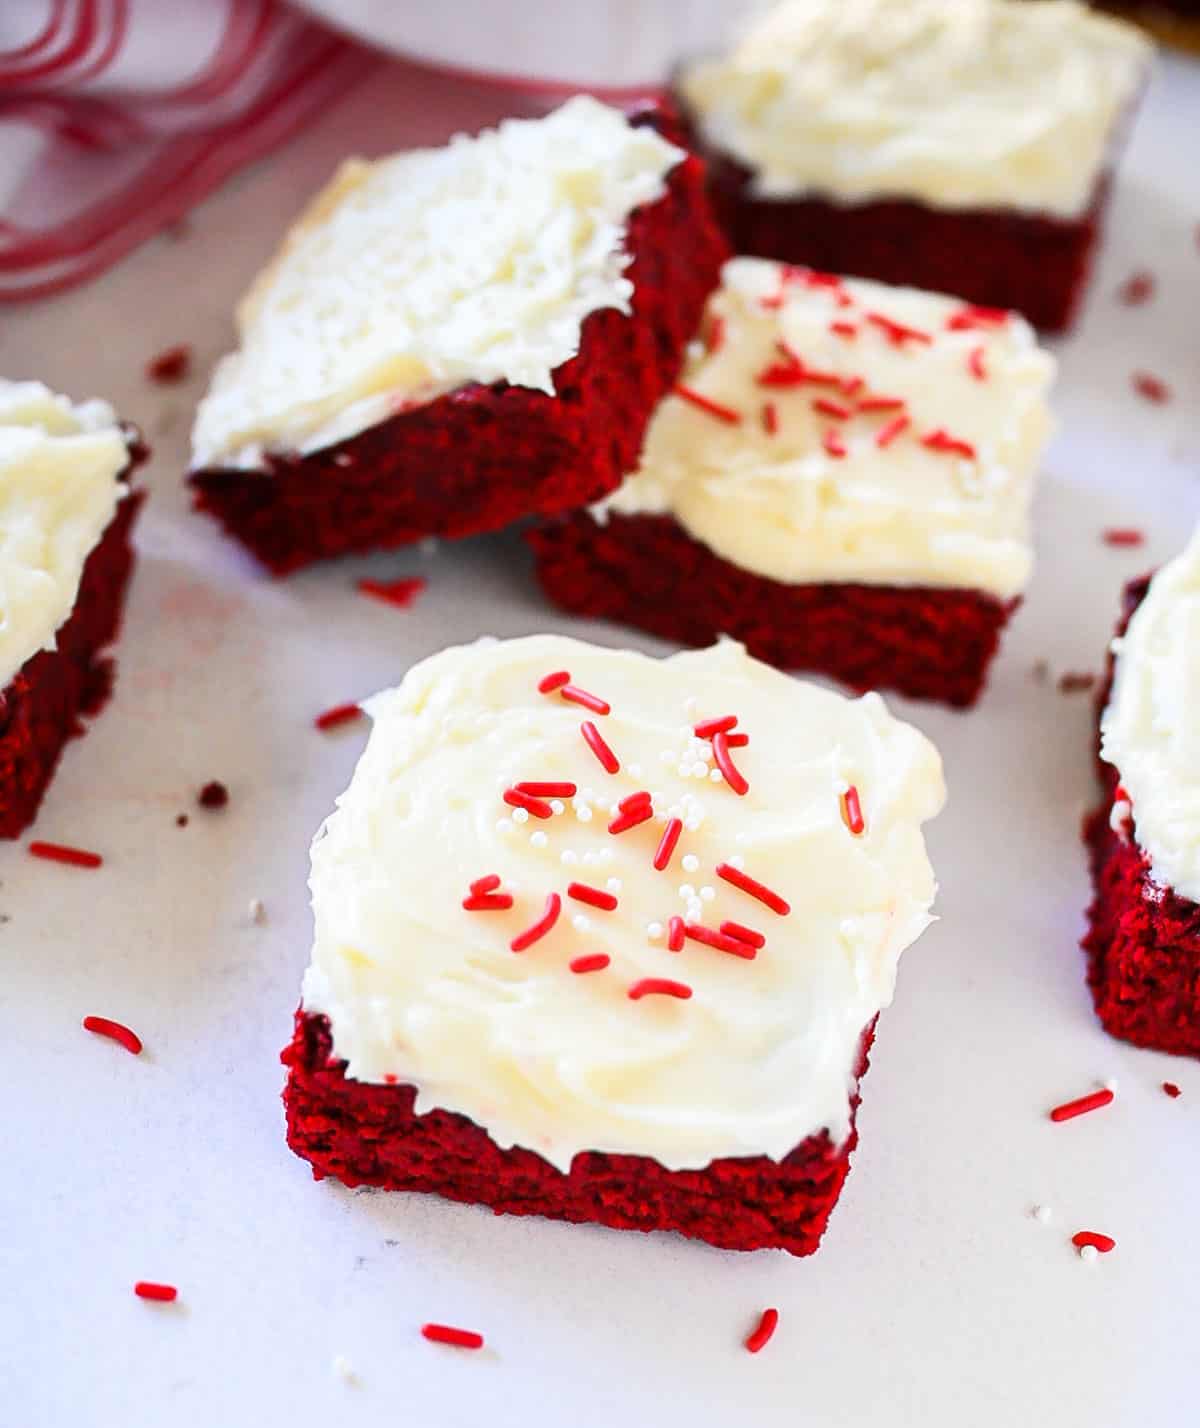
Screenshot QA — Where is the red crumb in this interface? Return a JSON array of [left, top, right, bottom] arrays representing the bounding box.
[[1049, 1088, 1114, 1122], [145, 344, 191, 384], [1058, 671, 1097, 695], [569, 953, 611, 974], [134, 1282, 178, 1302], [1132, 372, 1171, 404], [1072, 1231, 1116, 1254], [1116, 271, 1155, 305], [29, 841, 102, 869], [82, 1016, 142, 1055], [1163, 1082, 1182, 1099], [1102, 528, 1145, 548], [745, 1307, 779, 1354], [628, 977, 692, 1001], [197, 780, 229, 810], [421, 1323, 484, 1350], [314, 702, 362, 732], [357, 576, 426, 609]]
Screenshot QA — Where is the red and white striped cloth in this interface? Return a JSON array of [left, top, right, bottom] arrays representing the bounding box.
[[0, 0, 376, 301]]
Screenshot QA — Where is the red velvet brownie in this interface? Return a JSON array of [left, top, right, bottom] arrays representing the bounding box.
[[189, 98, 727, 575], [676, 0, 1151, 333], [1084, 531, 1200, 1058], [531, 259, 1056, 709], [0, 381, 145, 838], [283, 635, 945, 1255]]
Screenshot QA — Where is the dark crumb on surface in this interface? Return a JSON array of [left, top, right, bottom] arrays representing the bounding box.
[[1059, 671, 1098, 694], [197, 781, 229, 810], [1116, 271, 1155, 305], [147, 344, 192, 384], [176, 814, 189, 828], [0, 914, 9, 925], [1031, 659, 1050, 684], [1163, 1082, 1182, 1099], [1132, 371, 1170, 404]]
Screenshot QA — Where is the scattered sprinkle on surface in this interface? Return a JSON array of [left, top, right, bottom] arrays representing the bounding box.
[[134, 1281, 178, 1302], [1163, 1082, 1182, 1099], [421, 1323, 484, 1350], [1102, 527, 1145, 548], [29, 841, 102, 869], [1132, 371, 1170, 404], [1049, 1088, 1114, 1122], [145, 344, 191, 384], [82, 1016, 143, 1055], [1072, 1231, 1116, 1255], [745, 1307, 779, 1354], [357, 576, 426, 609]]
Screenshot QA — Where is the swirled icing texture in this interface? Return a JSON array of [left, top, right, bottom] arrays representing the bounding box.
[[680, 0, 1150, 216], [191, 97, 684, 470], [0, 379, 130, 691], [596, 258, 1055, 599], [301, 634, 945, 1172], [1101, 526, 1200, 903]]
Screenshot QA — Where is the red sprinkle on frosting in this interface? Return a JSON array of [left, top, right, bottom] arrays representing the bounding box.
[[856, 394, 907, 413], [867, 311, 932, 347], [510, 893, 561, 953], [675, 384, 743, 425], [720, 920, 765, 950], [1102, 528, 1145, 548], [875, 415, 910, 448], [840, 786, 866, 836], [608, 804, 654, 835], [921, 428, 977, 460], [469, 874, 501, 896], [421, 1323, 484, 1350], [726, 732, 749, 748], [947, 304, 1009, 331], [314, 702, 362, 731], [745, 1308, 779, 1354], [357, 576, 425, 609], [829, 321, 858, 339], [134, 1282, 178, 1302], [761, 401, 779, 435], [568, 881, 618, 911], [717, 863, 790, 916], [503, 788, 553, 819], [462, 893, 514, 911], [694, 715, 738, 739], [628, 977, 692, 1001], [82, 1016, 142, 1055], [570, 953, 611, 975], [712, 730, 749, 796], [559, 684, 610, 716], [813, 397, 851, 420], [538, 670, 571, 694], [1072, 1231, 1116, 1254], [654, 817, 684, 872], [706, 315, 725, 353], [1049, 1088, 1114, 1122], [684, 922, 758, 959], [968, 345, 988, 382], [667, 915, 686, 952], [581, 720, 620, 774], [515, 782, 577, 798], [822, 429, 847, 459], [29, 841, 102, 869]]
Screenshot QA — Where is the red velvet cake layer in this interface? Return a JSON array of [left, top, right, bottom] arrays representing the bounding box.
[[1082, 575, 1200, 1058], [528, 511, 1017, 709], [0, 458, 146, 839], [683, 132, 1107, 335], [190, 132, 729, 576], [283, 1010, 875, 1256]]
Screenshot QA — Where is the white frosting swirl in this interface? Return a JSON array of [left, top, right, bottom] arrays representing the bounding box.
[[192, 97, 684, 470], [302, 634, 945, 1173], [681, 0, 1150, 217], [597, 258, 1055, 599], [0, 380, 130, 692], [1101, 527, 1200, 903]]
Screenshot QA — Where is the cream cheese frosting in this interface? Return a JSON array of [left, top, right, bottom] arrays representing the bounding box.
[[192, 96, 684, 470], [0, 379, 130, 692], [301, 634, 945, 1173], [680, 0, 1150, 217], [1101, 527, 1200, 903], [596, 258, 1055, 599]]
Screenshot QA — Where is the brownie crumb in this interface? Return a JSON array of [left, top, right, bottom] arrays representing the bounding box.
[[175, 814, 189, 828], [146, 344, 192, 385], [1031, 659, 1050, 685], [197, 781, 229, 810], [1163, 1082, 1182, 1099], [1058, 671, 1097, 694], [1116, 271, 1155, 306], [1132, 371, 1170, 405]]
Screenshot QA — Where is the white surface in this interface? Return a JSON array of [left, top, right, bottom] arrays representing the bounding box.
[[2, 53, 1199, 1428]]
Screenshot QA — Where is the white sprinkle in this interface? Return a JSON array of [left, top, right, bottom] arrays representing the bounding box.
[[699, 885, 715, 902], [496, 818, 514, 835], [709, 768, 724, 782], [677, 764, 693, 779], [598, 847, 614, 864], [728, 853, 746, 870], [247, 897, 266, 926], [684, 815, 702, 831], [579, 788, 597, 804], [583, 851, 599, 865], [667, 803, 683, 819], [1032, 1204, 1053, 1225], [572, 914, 591, 933], [332, 1354, 356, 1382], [1079, 1244, 1099, 1264], [606, 877, 622, 893], [628, 763, 643, 778], [681, 854, 700, 873], [594, 795, 610, 812], [1102, 1078, 1119, 1093], [576, 806, 593, 823], [687, 900, 703, 921], [550, 800, 565, 815], [660, 749, 675, 765], [530, 831, 548, 849], [561, 850, 578, 865], [512, 807, 530, 824], [693, 764, 710, 780], [679, 884, 696, 900], [646, 921, 664, 940]]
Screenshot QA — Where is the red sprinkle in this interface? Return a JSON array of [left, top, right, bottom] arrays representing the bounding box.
[[421, 1323, 484, 1350], [618, 790, 652, 813], [968, 345, 988, 382], [840, 374, 865, 397], [134, 1282, 178, 1303], [314, 702, 362, 732], [745, 1307, 779, 1354], [840, 785, 866, 836], [921, 428, 977, 460], [719, 920, 765, 950], [1058, 671, 1097, 695], [1117, 270, 1155, 305], [875, 414, 910, 448], [675, 384, 743, 425], [1049, 1088, 1114, 1122], [1102, 528, 1145, 548], [568, 881, 618, 911], [654, 817, 684, 872], [503, 788, 553, 819], [717, 863, 790, 916], [510, 893, 561, 953], [822, 429, 847, 459], [515, 782, 577, 798], [856, 394, 906, 413], [462, 893, 514, 912], [684, 922, 757, 959], [469, 874, 501, 896], [538, 670, 571, 694], [82, 1016, 142, 1055], [867, 311, 932, 347], [829, 321, 858, 339], [813, 397, 851, 420], [560, 684, 610, 716], [581, 721, 620, 775], [608, 804, 654, 835], [947, 304, 1009, 331], [628, 977, 692, 1001], [197, 780, 228, 810], [357, 576, 425, 609], [712, 730, 749, 796], [145, 344, 191, 384], [1163, 1082, 1182, 1099], [667, 915, 686, 952], [29, 841, 102, 869], [1132, 371, 1170, 404], [726, 732, 749, 748], [1072, 1231, 1116, 1254], [706, 315, 726, 354], [761, 401, 779, 435], [694, 715, 738, 739], [570, 953, 610, 975]]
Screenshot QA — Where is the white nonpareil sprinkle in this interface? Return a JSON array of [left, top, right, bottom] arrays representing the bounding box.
[[598, 847, 614, 863], [1079, 1244, 1099, 1264], [681, 854, 700, 873], [576, 806, 593, 823], [684, 815, 702, 831], [699, 886, 715, 902], [572, 914, 591, 933], [496, 818, 514, 835], [561, 850, 578, 865], [646, 921, 664, 940], [247, 897, 266, 926], [628, 763, 643, 778], [583, 851, 598, 865], [530, 831, 548, 849], [659, 749, 675, 764], [687, 900, 703, 921], [709, 768, 724, 782], [512, 807, 530, 824], [606, 877, 622, 893], [679, 884, 695, 900], [550, 800, 565, 815], [728, 853, 746, 869]]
